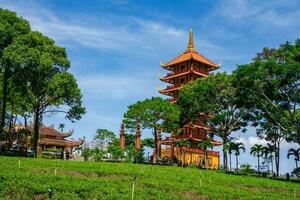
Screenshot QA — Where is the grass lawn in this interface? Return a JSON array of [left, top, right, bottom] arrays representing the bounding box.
[[0, 156, 299, 199]]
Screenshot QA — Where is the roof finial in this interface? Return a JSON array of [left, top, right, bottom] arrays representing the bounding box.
[[187, 28, 195, 51]]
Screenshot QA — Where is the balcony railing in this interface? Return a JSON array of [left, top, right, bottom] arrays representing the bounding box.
[[192, 67, 208, 75], [165, 68, 191, 77], [165, 84, 181, 90]]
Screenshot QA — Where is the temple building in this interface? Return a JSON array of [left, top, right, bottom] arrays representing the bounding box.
[[9, 124, 83, 154], [158, 29, 222, 168], [38, 125, 84, 152]]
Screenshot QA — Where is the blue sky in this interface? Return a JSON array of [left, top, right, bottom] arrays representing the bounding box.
[[0, 0, 299, 173]]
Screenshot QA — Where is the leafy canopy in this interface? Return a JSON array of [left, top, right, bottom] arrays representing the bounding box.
[[123, 97, 180, 133]]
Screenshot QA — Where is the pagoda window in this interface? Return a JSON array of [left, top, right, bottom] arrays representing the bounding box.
[[180, 64, 185, 71]]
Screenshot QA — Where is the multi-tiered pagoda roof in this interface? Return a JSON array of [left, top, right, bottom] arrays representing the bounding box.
[[159, 29, 220, 103]]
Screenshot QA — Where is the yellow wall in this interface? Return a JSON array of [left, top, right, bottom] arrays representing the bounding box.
[[161, 147, 219, 169]]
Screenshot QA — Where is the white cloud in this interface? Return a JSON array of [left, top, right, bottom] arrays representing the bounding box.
[[0, 0, 187, 55], [237, 136, 299, 150], [77, 74, 157, 100], [214, 0, 300, 28]]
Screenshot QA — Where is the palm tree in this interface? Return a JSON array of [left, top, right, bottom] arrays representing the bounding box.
[[262, 143, 276, 174], [223, 142, 235, 171], [58, 123, 65, 132], [175, 139, 191, 167], [233, 142, 245, 173], [198, 139, 213, 169], [250, 144, 263, 173], [287, 148, 300, 169]]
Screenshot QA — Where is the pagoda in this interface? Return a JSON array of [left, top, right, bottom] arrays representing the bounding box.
[[158, 29, 222, 168]]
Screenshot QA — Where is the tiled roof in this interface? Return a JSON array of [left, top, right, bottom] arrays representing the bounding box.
[[162, 50, 219, 68]]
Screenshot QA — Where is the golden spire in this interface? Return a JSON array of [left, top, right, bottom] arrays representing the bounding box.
[[187, 28, 195, 51]]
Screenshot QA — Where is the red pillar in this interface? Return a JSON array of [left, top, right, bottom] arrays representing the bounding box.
[[135, 123, 141, 150], [119, 123, 125, 149]]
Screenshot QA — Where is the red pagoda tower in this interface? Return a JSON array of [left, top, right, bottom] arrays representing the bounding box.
[[158, 29, 222, 168]]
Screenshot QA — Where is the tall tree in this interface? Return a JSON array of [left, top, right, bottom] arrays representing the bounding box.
[[256, 123, 284, 176], [178, 73, 248, 170], [3, 32, 86, 156], [223, 141, 235, 171], [123, 97, 180, 160], [250, 144, 263, 173], [287, 148, 300, 169], [234, 39, 300, 145], [0, 8, 30, 139], [232, 142, 245, 173], [261, 143, 276, 175]]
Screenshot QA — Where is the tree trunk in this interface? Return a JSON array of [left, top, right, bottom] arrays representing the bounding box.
[[257, 156, 260, 173], [154, 127, 158, 162], [229, 153, 232, 171], [275, 142, 280, 177], [0, 63, 9, 141], [8, 97, 14, 147], [236, 154, 238, 173], [271, 156, 274, 175], [222, 137, 228, 171], [295, 159, 298, 169], [33, 107, 40, 158]]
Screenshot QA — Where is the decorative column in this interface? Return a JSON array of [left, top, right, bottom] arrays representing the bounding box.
[[135, 123, 141, 150], [119, 122, 125, 149], [157, 128, 162, 159]]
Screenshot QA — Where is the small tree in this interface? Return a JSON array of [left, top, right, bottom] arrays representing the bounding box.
[[250, 144, 263, 173], [93, 129, 115, 161], [262, 143, 276, 174], [223, 141, 236, 171], [107, 138, 124, 161], [287, 148, 300, 169], [232, 142, 245, 173], [123, 97, 180, 161], [82, 148, 91, 161]]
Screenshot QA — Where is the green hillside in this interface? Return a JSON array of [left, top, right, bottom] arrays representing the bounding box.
[[0, 156, 299, 200]]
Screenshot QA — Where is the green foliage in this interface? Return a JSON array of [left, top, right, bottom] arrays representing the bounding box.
[[92, 129, 116, 161], [0, 8, 30, 56], [0, 8, 31, 139], [240, 163, 256, 174], [2, 31, 85, 154], [106, 138, 124, 161], [125, 146, 144, 163], [0, 156, 299, 199], [81, 148, 91, 161], [233, 39, 300, 144], [142, 138, 155, 148], [178, 73, 248, 170], [287, 148, 300, 168], [123, 97, 180, 133]]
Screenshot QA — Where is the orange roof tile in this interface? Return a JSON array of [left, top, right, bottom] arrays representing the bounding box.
[[162, 50, 219, 68]]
